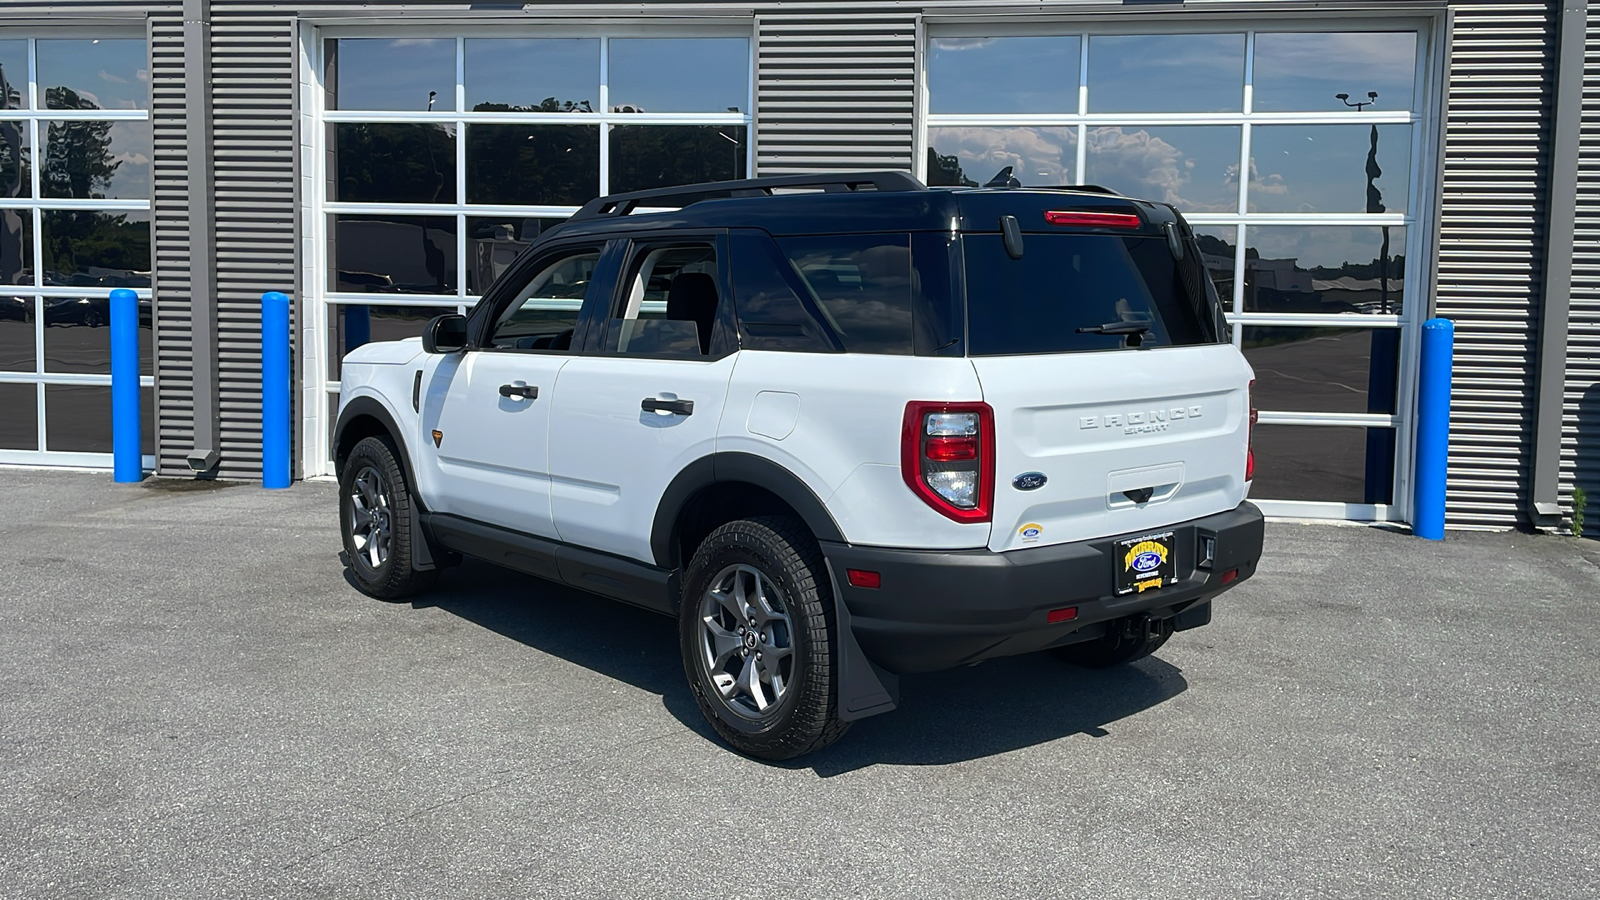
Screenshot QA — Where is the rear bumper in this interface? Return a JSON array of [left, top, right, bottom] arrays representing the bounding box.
[[820, 502, 1264, 674]]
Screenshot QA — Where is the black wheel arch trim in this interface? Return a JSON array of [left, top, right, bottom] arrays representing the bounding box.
[[649, 452, 847, 569], [332, 394, 444, 571]]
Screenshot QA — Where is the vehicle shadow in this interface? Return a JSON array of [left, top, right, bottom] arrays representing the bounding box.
[[418, 559, 1189, 775]]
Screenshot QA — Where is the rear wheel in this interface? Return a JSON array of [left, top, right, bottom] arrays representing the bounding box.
[[679, 516, 849, 760], [339, 435, 437, 600], [1053, 615, 1173, 668]]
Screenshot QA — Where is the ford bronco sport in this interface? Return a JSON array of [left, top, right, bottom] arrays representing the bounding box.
[[333, 171, 1265, 759]]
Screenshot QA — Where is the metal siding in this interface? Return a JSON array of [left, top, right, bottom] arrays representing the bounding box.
[[1570, 1, 1600, 535], [211, 11, 298, 480], [150, 14, 195, 476], [755, 8, 916, 174], [1435, 2, 1557, 528]]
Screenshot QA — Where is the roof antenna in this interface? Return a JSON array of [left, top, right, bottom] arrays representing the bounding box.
[[984, 166, 1022, 189]]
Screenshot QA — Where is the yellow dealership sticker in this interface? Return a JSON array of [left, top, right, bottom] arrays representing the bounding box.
[[1019, 523, 1043, 543]]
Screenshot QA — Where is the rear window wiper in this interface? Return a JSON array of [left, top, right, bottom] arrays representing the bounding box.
[[1076, 318, 1152, 347]]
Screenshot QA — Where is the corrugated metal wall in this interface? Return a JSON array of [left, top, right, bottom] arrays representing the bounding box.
[[209, 9, 297, 479], [1569, 1, 1600, 536], [149, 13, 195, 477], [1433, 1, 1558, 528], [754, 8, 915, 174]]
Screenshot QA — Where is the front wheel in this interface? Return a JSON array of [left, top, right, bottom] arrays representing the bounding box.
[[679, 516, 850, 760], [339, 435, 437, 600]]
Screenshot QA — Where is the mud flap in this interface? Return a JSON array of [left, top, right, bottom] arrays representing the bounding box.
[[824, 560, 899, 722]]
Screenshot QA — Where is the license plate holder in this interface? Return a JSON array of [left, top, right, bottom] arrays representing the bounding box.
[[1114, 532, 1176, 596]]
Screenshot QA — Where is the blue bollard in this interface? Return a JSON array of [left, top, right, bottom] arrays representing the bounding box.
[[110, 288, 142, 483], [1413, 318, 1454, 540], [262, 291, 292, 489]]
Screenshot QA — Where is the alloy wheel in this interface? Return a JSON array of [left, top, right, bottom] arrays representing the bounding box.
[[697, 564, 796, 719]]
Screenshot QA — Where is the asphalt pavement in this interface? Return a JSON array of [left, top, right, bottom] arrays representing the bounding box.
[[1, 468, 1598, 899]]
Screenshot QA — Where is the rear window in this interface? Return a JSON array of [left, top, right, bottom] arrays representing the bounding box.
[[962, 233, 1224, 356]]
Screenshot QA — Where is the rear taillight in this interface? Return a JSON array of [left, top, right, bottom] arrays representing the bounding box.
[[1246, 379, 1257, 482], [1044, 210, 1142, 229], [902, 401, 995, 523]]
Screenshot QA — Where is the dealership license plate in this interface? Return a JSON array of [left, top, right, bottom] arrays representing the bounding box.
[[1114, 532, 1176, 596]]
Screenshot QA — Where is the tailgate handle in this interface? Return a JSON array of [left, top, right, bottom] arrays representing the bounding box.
[[1122, 487, 1156, 505]]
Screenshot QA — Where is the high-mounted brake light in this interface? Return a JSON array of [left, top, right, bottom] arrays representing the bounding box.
[[902, 401, 995, 523], [1045, 210, 1142, 229], [1246, 379, 1258, 482]]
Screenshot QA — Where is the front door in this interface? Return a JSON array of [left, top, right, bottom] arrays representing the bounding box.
[[420, 244, 611, 538], [547, 236, 737, 564]]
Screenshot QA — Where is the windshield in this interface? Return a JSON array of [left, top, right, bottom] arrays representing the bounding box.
[[961, 233, 1225, 356]]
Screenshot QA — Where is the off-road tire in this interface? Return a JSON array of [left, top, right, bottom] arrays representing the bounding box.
[[679, 516, 850, 760], [1053, 616, 1174, 668], [339, 435, 437, 600]]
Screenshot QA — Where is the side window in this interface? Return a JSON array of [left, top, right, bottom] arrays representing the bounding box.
[[729, 231, 839, 353], [605, 241, 722, 358], [487, 248, 603, 351], [775, 234, 914, 355]]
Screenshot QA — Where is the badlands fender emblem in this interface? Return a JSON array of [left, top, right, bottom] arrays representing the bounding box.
[[1013, 472, 1048, 491]]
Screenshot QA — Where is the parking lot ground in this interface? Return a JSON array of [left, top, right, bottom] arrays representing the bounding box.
[[1, 468, 1598, 899]]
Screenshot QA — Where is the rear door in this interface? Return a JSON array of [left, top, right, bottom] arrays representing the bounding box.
[[960, 228, 1253, 552]]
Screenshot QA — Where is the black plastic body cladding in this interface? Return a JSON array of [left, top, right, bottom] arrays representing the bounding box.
[[821, 502, 1265, 674]]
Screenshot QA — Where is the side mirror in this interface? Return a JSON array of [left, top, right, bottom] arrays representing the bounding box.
[[422, 314, 468, 354]]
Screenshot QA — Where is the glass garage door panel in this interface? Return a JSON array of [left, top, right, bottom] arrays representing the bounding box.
[[314, 33, 754, 471], [926, 126, 1076, 188], [924, 24, 1426, 519], [0, 37, 152, 467], [927, 37, 1081, 114], [1251, 425, 1396, 505]]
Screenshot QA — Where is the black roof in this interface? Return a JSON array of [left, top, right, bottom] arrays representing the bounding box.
[[540, 172, 1177, 242]]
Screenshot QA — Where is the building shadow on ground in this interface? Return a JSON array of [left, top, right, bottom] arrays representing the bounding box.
[[418, 559, 1188, 776]]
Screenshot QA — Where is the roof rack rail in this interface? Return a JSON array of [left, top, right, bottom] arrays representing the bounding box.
[[567, 171, 927, 222]]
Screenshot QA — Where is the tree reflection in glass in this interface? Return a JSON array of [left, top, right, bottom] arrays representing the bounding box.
[[41, 210, 151, 288], [0, 41, 26, 109], [608, 125, 746, 194], [334, 123, 457, 204], [465, 122, 599, 206]]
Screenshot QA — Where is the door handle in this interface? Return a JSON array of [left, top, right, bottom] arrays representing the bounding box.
[[499, 383, 538, 400], [641, 397, 694, 416]]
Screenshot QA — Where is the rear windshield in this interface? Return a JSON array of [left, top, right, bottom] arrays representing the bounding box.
[[962, 233, 1224, 356]]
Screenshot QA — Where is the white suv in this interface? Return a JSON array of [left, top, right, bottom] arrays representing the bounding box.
[[333, 172, 1265, 759]]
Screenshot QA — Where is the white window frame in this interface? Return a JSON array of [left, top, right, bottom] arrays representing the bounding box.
[[921, 15, 1447, 524], [0, 28, 155, 470], [297, 23, 757, 476]]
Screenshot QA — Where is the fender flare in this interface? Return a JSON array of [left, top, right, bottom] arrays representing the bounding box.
[[332, 394, 443, 570], [649, 452, 846, 569]]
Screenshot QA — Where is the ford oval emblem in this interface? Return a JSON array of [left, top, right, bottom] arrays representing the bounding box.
[[1132, 551, 1164, 573], [1013, 472, 1048, 492]]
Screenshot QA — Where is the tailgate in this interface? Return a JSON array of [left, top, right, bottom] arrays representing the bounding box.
[[974, 344, 1252, 552]]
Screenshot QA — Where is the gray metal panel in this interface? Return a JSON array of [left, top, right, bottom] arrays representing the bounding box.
[[754, 8, 917, 174], [211, 11, 299, 480], [1569, 1, 1600, 535], [1434, 1, 1558, 528], [150, 13, 197, 476]]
